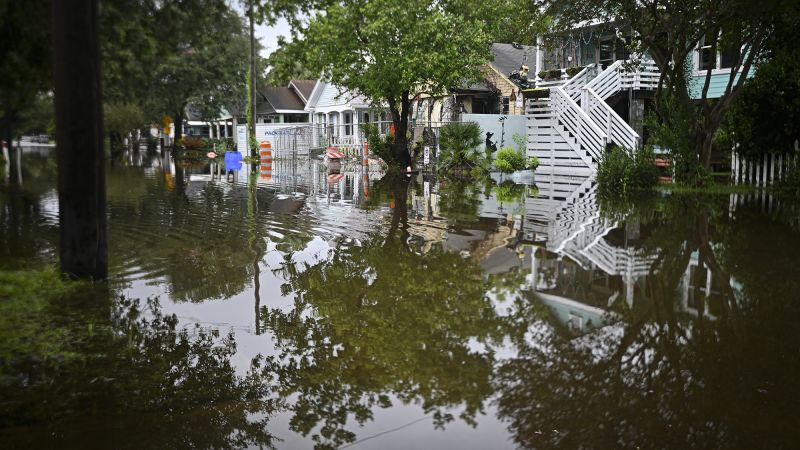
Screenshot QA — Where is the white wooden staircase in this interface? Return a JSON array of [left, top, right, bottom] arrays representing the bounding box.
[[527, 59, 660, 175]]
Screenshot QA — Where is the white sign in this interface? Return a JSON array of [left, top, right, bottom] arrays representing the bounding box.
[[424, 146, 430, 165], [424, 181, 430, 198]]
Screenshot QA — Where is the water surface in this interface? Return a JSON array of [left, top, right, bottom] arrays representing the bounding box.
[[1, 146, 799, 449]]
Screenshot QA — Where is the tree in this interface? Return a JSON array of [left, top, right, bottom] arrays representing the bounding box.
[[293, 0, 495, 167], [261, 176, 508, 448], [264, 37, 318, 86], [724, 3, 800, 159], [544, 0, 788, 184], [0, 0, 51, 158], [99, 0, 158, 147], [52, 0, 107, 279], [151, 0, 250, 145]]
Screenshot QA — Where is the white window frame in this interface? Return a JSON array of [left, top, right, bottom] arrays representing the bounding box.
[[693, 33, 740, 76]]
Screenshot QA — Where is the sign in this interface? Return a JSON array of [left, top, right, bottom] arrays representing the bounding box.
[[162, 116, 173, 135], [237, 127, 247, 151], [224, 151, 243, 171], [424, 180, 430, 198], [423, 146, 430, 165]]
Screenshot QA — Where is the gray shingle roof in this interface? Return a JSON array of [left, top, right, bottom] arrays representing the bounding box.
[[258, 86, 306, 111], [489, 43, 536, 78], [290, 79, 317, 103]]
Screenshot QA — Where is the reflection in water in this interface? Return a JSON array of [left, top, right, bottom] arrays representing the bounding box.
[[1, 147, 799, 448], [0, 283, 279, 449]]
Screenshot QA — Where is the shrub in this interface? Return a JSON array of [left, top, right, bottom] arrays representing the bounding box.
[[178, 136, 207, 151], [437, 122, 488, 178], [494, 147, 527, 173], [565, 66, 585, 77], [597, 145, 659, 195], [494, 180, 525, 203], [773, 164, 800, 198], [439, 122, 482, 164], [362, 124, 394, 165]]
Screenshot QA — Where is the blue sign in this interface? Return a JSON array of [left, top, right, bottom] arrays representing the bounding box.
[[224, 151, 243, 171]]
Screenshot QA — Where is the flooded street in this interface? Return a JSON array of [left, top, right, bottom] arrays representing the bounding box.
[[2, 146, 799, 449]]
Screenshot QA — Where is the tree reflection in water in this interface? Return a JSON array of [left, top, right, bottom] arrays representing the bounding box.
[[0, 285, 280, 449], [260, 175, 511, 449], [495, 194, 800, 450]]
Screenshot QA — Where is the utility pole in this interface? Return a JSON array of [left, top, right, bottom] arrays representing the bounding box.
[[249, 0, 258, 159], [52, 0, 107, 279]]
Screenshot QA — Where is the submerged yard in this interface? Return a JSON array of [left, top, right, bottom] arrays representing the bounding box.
[[1, 146, 798, 449]]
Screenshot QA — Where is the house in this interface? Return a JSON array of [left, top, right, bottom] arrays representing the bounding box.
[[412, 43, 537, 125], [526, 20, 756, 176], [253, 81, 312, 124], [304, 80, 388, 145]]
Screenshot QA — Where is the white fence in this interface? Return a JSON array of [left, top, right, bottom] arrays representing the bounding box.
[[731, 151, 799, 186]]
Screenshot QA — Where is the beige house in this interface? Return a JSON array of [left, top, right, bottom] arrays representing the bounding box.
[[412, 43, 536, 124]]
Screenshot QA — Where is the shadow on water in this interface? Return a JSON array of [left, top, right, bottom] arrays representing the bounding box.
[[1, 146, 800, 448]]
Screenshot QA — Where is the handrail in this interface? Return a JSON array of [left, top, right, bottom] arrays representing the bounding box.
[[561, 64, 596, 102], [583, 87, 639, 151], [551, 86, 607, 165]]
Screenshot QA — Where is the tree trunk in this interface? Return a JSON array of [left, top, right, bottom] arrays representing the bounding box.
[[173, 110, 184, 147], [389, 91, 412, 168], [232, 115, 239, 149], [52, 0, 107, 280], [2, 106, 17, 185]]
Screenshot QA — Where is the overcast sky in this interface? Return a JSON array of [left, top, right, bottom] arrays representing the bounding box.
[[230, 2, 294, 57]]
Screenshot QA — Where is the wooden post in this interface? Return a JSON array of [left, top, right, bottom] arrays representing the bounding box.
[[52, 0, 107, 279]]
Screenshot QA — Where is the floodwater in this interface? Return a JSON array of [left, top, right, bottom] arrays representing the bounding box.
[[1, 145, 799, 449]]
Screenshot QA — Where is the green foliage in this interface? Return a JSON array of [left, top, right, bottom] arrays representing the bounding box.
[[0, 0, 52, 139], [362, 123, 395, 165], [439, 122, 482, 164], [16, 93, 55, 137], [296, 0, 497, 164], [773, 164, 800, 198], [104, 102, 144, 138], [725, 15, 800, 159], [494, 180, 525, 203], [177, 136, 209, 151], [494, 147, 527, 173], [302, 0, 493, 104], [565, 66, 585, 77], [437, 122, 489, 178], [597, 145, 659, 195], [264, 37, 317, 86]]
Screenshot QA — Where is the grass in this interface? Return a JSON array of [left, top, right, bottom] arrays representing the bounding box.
[[657, 182, 758, 195], [0, 268, 88, 363]]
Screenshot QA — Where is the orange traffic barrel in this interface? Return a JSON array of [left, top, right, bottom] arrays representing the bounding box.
[[260, 141, 272, 161]]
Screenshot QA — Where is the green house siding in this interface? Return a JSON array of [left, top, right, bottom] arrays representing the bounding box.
[[689, 69, 754, 99]]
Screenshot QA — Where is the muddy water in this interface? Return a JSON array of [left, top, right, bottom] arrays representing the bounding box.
[[1, 146, 799, 449]]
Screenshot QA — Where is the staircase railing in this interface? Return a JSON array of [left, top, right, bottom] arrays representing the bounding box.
[[620, 59, 660, 91], [584, 87, 639, 151], [551, 87, 607, 166], [560, 64, 597, 102], [585, 60, 624, 100]]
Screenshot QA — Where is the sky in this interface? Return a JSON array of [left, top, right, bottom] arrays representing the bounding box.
[[230, 2, 294, 58]]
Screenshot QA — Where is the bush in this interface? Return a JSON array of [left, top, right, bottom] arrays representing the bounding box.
[[597, 145, 659, 195], [494, 147, 526, 173], [178, 136, 208, 151], [361, 124, 394, 165], [773, 164, 800, 198], [565, 66, 585, 77], [437, 122, 488, 178]]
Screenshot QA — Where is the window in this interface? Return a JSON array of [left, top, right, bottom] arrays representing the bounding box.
[[344, 112, 352, 136], [697, 32, 740, 72], [502, 97, 510, 114]]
